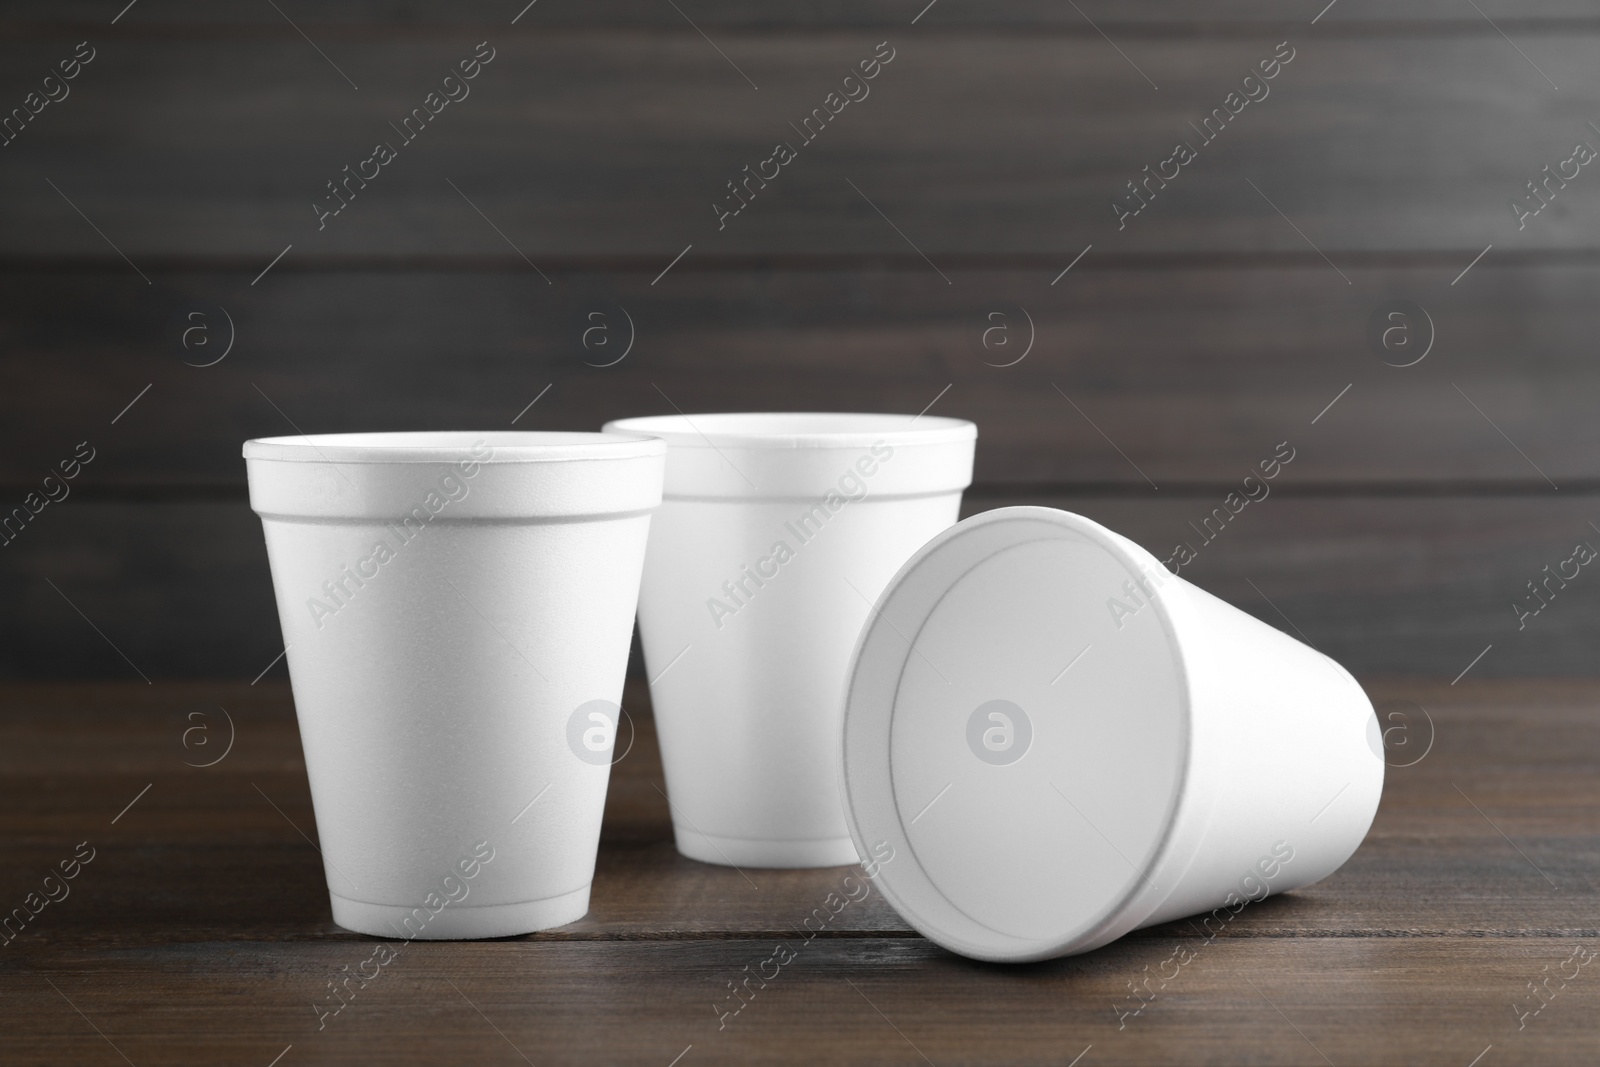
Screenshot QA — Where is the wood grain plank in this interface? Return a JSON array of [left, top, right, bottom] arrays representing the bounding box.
[[2, 264, 1595, 489], [0, 34, 1595, 257], [0, 679, 1594, 946], [4, 832, 1592, 948], [3, 1, 1597, 30], [2, 493, 1596, 679], [1, 678, 1595, 1063], [1, 937, 1595, 1065]]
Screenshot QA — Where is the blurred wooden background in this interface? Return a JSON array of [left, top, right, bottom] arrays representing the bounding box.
[[2, 0, 1597, 679]]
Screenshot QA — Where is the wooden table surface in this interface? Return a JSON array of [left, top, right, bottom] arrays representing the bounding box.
[[1, 678, 1596, 1066]]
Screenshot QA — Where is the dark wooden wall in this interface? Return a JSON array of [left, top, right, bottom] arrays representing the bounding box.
[[2, 1, 1597, 679]]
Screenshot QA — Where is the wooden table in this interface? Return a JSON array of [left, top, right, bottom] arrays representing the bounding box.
[[1, 678, 1595, 1065]]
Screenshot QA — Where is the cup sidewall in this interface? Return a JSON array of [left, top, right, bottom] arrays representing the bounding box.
[[1131, 572, 1385, 934], [638, 491, 964, 850], [632, 428, 974, 861], [248, 447, 660, 928]]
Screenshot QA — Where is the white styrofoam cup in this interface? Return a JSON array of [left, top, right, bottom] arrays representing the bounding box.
[[841, 506, 1383, 960], [244, 431, 664, 938], [603, 413, 977, 868]]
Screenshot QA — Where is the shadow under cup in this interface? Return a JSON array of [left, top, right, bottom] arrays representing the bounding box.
[[244, 431, 664, 938], [604, 413, 976, 869]]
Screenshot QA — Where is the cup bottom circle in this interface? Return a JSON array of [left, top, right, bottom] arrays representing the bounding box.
[[329, 885, 590, 939], [673, 827, 861, 869]]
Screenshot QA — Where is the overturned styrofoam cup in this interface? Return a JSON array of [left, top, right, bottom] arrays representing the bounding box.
[[244, 431, 664, 938], [604, 413, 976, 868], [840, 506, 1383, 960]]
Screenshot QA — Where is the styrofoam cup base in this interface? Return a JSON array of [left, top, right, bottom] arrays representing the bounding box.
[[673, 826, 861, 869], [330, 884, 590, 939]]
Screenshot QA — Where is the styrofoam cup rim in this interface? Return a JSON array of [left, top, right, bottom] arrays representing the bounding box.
[[604, 412, 975, 450], [841, 506, 1194, 961], [242, 430, 665, 464]]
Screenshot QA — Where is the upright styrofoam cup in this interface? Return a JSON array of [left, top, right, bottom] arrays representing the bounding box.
[[840, 506, 1383, 960], [604, 413, 977, 868], [244, 431, 665, 938]]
